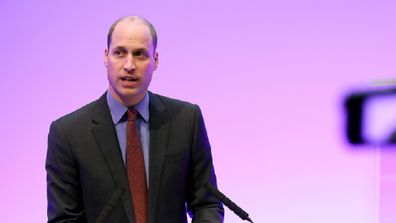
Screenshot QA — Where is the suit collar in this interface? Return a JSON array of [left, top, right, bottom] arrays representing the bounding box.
[[148, 91, 166, 116]]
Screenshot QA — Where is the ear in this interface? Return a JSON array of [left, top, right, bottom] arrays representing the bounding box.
[[154, 51, 159, 70], [104, 48, 109, 67]]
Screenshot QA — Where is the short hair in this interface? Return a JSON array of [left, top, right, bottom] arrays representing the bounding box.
[[107, 16, 158, 51]]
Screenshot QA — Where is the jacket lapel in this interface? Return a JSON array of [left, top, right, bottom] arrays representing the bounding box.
[[90, 93, 134, 223], [148, 92, 170, 223]]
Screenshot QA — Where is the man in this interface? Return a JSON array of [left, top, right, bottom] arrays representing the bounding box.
[[46, 16, 224, 223]]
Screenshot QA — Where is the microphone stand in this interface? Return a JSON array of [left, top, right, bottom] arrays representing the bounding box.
[[204, 183, 254, 223]]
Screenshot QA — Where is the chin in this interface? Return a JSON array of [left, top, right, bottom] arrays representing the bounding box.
[[121, 90, 146, 100]]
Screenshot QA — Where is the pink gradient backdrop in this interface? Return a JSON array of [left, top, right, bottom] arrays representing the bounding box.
[[1, 0, 396, 222]]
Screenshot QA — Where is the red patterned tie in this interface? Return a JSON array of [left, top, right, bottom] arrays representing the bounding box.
[[126, 108, 148, 223]]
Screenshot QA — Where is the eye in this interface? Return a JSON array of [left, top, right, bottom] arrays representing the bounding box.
[[133, 50, 148, 58], [112, 49, 126, 57]]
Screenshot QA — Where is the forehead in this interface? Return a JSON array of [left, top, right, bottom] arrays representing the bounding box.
[[110, 21, 153, 50]]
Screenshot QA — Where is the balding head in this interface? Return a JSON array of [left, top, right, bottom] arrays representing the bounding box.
[[107, 16, 158, 51]]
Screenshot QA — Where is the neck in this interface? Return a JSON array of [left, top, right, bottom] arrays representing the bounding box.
[[108, 88, 146, 107]]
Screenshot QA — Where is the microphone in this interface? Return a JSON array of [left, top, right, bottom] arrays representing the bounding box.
[[204, 183, 253, 223], [95, 188, 125, 223]]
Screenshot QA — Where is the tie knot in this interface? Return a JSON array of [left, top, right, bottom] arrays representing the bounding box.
[[127, 108, 138, 121]]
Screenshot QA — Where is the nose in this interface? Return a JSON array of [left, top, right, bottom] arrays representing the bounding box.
[[123, 54, 135, 73]]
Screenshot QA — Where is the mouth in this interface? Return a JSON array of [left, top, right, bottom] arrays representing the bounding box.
[[120, 76, 138, 82]]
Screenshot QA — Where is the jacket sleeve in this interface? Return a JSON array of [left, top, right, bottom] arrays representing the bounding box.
[[46, 121, 85, 223], [187, 105, 224, 223]]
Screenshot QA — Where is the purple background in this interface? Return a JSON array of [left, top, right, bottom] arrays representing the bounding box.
[[1, 0, 396, 222]]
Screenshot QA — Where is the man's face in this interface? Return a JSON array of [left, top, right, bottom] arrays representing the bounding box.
[[104, 20, 158, 106]]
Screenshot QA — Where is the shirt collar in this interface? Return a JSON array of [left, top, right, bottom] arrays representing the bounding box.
[[106, 91, 150, 124]]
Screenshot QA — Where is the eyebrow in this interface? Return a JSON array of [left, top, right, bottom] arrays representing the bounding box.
[[112, 46, 149, 52], [112, 46, 127, 51], [133, 48, 148, 53]]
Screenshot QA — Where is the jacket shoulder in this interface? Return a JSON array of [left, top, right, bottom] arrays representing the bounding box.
[[150, 92, 198, 111], [53, 94, 106, 128]]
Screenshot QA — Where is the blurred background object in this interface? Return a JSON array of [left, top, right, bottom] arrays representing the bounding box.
[[345, 84, 396, 145]]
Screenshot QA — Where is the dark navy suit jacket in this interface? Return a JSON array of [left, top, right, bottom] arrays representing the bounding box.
[[46, 92, 224, 223]]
